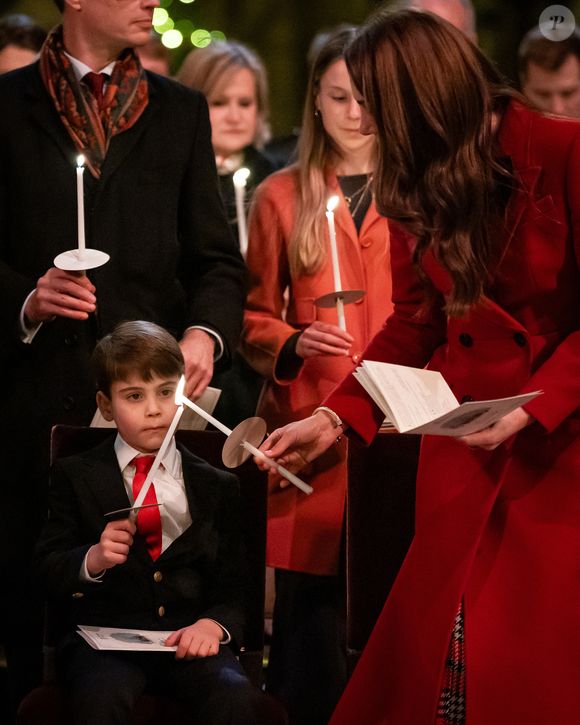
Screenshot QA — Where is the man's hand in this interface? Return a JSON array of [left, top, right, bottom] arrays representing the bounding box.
[[85, 518, 136, 576], [165, 618, 223, 659], [296, 321, 353, 358], [179, 328, 216, 399], [459, 407, 533, 451], [24, 268, 96, 324]]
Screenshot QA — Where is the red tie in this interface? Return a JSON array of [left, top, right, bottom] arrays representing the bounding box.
[[131, 455, 162, 561], [83, 71, 107, 108]]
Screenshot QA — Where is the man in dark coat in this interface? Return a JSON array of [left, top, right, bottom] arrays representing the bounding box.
[[0, 0, 245, 713]]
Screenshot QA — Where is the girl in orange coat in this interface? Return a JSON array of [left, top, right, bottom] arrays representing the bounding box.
[[259, 11, 580, 725], [241, 27, 393, 725]]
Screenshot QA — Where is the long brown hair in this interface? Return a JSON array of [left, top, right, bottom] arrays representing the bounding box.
[[289, 26, 360, 277], [346, 10, 517, 316]]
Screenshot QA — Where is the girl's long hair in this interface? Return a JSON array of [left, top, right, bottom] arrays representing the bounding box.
[[346, 10, 517, 316], [289, 26, 360, 277]]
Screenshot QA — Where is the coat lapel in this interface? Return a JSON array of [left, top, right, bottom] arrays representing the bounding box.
[[24, 63, 77, 167], [96, 79, 159, 193], [76, 437, 131, 517]]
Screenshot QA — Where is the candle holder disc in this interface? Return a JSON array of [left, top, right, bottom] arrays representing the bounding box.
[[222, 416, 267, 468], [314, 288, 365, 308], [54, 248, 110, 271]]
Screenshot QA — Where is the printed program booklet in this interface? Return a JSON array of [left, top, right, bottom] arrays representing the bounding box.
[[353, 361, 541, 436], [77, 625, 177, 652]]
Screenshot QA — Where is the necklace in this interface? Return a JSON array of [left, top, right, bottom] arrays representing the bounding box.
[[341, 173, 373, 219]]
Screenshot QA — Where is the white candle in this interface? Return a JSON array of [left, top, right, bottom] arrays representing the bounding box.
[[233, 167, 250, 258], [240, 440, 313, 495], [132, 377, 186, 510], [325, 195, 346, 330], [76, 155, 86, 257], [178, 388, 313, 494]]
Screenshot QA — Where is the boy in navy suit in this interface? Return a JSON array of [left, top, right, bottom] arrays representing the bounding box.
[[35, 320, 285, 725]]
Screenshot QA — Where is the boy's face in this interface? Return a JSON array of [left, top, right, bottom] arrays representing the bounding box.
[[96, 374, 179, 454]]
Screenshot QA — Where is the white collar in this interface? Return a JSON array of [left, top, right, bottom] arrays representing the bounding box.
[[64, 50, 116, 83], [114, 433, 180, 478]]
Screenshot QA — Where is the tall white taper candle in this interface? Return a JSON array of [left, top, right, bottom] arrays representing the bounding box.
[[325, 195, 346, 330], [233, 167, 250, 258], [76, 155, 86, 257], [179, 391, 313, 494]]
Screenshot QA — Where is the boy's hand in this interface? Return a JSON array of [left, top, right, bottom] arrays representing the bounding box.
[[165, 618, 223, 659], [86, 518, 136, 576]]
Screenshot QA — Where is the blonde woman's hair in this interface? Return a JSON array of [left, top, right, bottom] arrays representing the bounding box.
[[289, 26, 360, 277], [177, 40, 270, 148]]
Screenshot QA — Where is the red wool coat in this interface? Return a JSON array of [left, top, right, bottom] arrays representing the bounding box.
[[327, 101, 580, 724], [242, 168, 393, 575]]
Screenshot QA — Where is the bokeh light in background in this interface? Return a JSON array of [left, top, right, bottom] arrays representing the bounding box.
[[152, 2, 226, 51]]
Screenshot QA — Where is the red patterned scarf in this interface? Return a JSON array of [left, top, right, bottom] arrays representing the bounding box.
[[39, 26, 148, 178]]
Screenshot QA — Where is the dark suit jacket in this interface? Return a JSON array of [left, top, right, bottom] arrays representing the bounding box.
[[35, 436, 248, 646], [0, 64, 245, 552]]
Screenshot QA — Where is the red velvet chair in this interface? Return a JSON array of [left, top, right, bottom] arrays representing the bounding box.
[[345, 432, 419, 674], [17, 426, 269, 725]]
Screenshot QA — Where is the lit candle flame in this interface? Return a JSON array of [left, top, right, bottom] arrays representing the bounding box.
[[326, 195, 339, 213], [233, 167, 251, 188], [76, 154, 85, 168], [174, 374, 186, 405]]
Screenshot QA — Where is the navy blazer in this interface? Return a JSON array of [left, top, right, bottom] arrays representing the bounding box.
[[35, 436, 248, 647]]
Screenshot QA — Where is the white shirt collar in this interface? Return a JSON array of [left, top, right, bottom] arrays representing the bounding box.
[[64, 50, 116, 83], [114, 433, 180, 478]]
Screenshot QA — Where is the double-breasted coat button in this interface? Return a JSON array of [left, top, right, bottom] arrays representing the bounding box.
[[513, 332, 527, 347], [360, 239, 372, 248], [459, 333, 473, 348], [460, 395, 475, 403], [63, 395, 75, 410], [72, 592, 84, 599], [158, 605, 165, 617], [153, 571, 163, 583], [352, 353, 361, 363]]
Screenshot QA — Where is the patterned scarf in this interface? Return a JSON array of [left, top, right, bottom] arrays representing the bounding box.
[[39, 26, 148, 178]]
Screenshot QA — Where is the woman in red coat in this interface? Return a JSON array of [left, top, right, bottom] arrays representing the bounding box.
[[259, 11, 580, 725], [241, 26, 393, 725]]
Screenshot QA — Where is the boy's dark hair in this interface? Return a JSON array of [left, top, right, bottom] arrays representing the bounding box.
[[0, 14, 47, 53], [53, 0, 64, 12], [93, 321, 184, 397]]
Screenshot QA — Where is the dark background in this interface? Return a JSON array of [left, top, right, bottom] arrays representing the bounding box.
[[2, 0, 580, 141]]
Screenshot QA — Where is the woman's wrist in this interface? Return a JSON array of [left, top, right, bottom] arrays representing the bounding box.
[[313, 406, 345, 443]]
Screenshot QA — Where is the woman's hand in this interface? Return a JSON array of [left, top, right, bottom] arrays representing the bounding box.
[[296, 321, 353, 359], [256, 411, 342, 485], [459, 407, 533, 451]]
